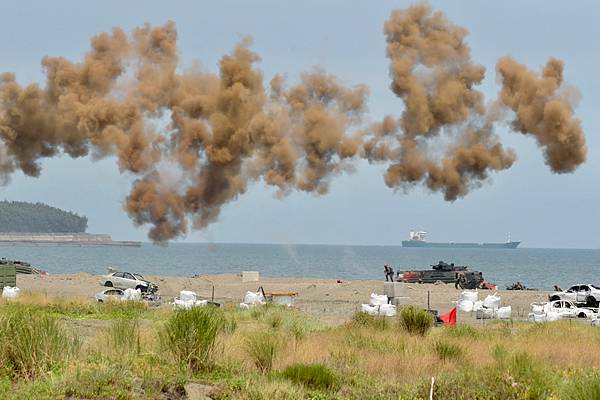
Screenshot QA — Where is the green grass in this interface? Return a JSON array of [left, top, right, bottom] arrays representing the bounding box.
[[433, 340, 464, 361], [398, 305, 433, 336], [106, 318, 141, 356], [0, 307, 80, 379], [160, 307, 224, 372], [281, 363, 339, 390], [244, 331, 281, 374], [350, 311, 389, 330]]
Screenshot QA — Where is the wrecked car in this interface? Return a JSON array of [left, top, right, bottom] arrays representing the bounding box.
[[100, 270, 158, 293]]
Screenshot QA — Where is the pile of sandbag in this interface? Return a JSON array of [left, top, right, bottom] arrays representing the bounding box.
[[360, 293, 396, 317], [173, 290, 208, 309], [239, 290, 265, 309], [456, 291, 511, 319], [527, 302, 560, 323], [2, 286, 19, 299], [457, 290, 478, 312], [123, 288, 142, 301]]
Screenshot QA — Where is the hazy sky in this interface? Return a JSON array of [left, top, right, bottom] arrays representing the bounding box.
[[0, 1, 598, 248]]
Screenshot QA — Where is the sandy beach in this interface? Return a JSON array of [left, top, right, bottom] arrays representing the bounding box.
[[17, 273, 550, 324]]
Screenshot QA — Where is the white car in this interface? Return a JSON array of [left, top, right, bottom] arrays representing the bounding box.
[[549, 284, 600, 307], [100, 271, 158, 293], [95, 288, 125, 302], [542, 299, 596, 319]]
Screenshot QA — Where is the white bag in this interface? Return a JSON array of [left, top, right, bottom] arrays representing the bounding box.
[[173, 299, 195, 309], [243, 291, 265, 305], [473, 300, 484, 312], [361, 304, 379, 316], [123, 288, 142, 301], [457, 299, 474, 313], [476, 307, 494, 319], [546, 311, 561, 322], [529, 312, 546, 323], [369, 293, 388, 306], [239, 302, 250, 310], [379, 304, 397, 317], [460, 290, 478, 303], [2, 286, 19, 299], [194, 300, 208, 307], [180, 290, 197, 302], [483, 294, 501, 309], [531, 303, 545, 315], [591, 318, 600, 328], [496, 306, 512, 319]]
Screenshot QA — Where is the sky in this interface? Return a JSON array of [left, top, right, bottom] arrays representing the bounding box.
[[0, 0, 598, 248]]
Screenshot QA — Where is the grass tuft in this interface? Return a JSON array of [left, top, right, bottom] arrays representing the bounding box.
[[398, 305, 433, 336], [0, 307, 79, 380], [281, 363, 339, 390], [433, 340, 464, 361], [160, 307, 223, 372], [244, 331, 281, 373]]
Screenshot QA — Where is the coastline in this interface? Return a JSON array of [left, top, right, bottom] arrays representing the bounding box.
[[18, 273, 550, 324]]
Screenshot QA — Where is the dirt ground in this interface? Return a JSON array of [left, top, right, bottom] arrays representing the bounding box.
[[17, 273, 550, 325]]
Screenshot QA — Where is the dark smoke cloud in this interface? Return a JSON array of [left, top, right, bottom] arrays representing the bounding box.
[[0, 4, 587, 241]]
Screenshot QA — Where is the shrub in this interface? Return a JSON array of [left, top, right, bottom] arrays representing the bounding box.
[[282, 363, 339, 390], [433, 340, 463, 361], [0, 307, 79, 379], [160, 307, 223, 372], [398, 306, 433, 336], [350, 311, 388, 330], [244, 331, 280, 373]]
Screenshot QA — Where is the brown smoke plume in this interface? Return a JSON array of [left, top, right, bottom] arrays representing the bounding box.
[[0, 5, 587, 241], [496, 57, 587, 172], [363, 3, 516, 200]]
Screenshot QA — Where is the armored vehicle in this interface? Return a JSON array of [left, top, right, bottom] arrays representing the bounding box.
[[399, 261, 485, 289]]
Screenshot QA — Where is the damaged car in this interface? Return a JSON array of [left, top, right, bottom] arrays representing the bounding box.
[[101, 270, 158, 293]]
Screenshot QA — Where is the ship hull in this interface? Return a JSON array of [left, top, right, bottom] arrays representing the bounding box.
[[402, 241, 520, 249]]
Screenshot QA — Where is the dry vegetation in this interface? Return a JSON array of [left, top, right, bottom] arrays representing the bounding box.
[[1, 293, 600, 399]]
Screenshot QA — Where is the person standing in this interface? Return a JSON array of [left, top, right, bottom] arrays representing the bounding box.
[[388, 265, 395, 282], [384, 264, 391, 281]]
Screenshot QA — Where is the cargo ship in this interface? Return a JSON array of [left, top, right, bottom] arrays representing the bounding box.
[[401, 230, 520, 249]]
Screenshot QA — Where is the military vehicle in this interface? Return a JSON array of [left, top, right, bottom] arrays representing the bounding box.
[[398, 261, 485, 289]]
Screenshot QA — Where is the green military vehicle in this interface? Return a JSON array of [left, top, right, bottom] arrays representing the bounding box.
[[398, 261, 485, 289]]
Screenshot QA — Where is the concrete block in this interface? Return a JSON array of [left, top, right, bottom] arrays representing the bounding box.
[[384, 282, 405, 298], [241, 271, 259, 282]]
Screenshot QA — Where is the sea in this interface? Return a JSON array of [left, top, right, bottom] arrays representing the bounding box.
[[1, 243, 599, 290]]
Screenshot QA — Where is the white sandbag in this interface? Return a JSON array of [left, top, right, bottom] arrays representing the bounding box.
[[476, 307, 494, 319], [179, 290, 197, 302], [173, 298, 195, 310], [361, 304, 379, 316], [379, 304, 397, 317], [528, 312, 546, 323], [243, 291, 265, 305], [460, 290, 478, 303], [483, 294, 501, 309], [123, 288, 142, 301], [531, 303, 545, 315], [2, 286, 19, 299], [591, 318, 600, 328], [496, 306, 512, 319], [546, 311, 561, 322], [239, 302, 250, 310], [369, 293, 388, 306], [473, 300, 484, 312], [194, 300, 208, 307], [457, 299, 474, 313]]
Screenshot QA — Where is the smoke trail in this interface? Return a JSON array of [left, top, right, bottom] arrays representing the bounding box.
[[0, 4, 587, 241]]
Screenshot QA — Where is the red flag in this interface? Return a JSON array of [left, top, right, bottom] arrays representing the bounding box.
[[439, 307, 457, 326]]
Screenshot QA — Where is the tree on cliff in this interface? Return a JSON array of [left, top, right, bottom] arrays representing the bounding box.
[[0, 201, 88, 233]]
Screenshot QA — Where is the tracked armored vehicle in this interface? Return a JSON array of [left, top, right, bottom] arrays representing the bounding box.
[[398, 261, 485, 289]]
